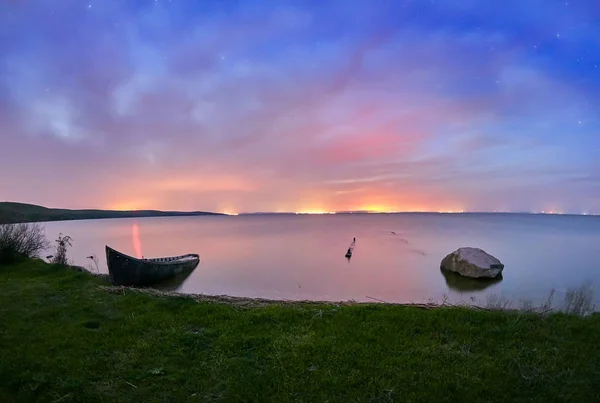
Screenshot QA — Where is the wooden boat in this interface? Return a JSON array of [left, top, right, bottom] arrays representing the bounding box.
[[105, 246, 200, 286]]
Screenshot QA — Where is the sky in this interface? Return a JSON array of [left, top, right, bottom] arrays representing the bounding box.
[[1, 0, 599, 214]]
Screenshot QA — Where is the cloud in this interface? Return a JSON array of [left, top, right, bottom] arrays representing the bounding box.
[[0, 0, 598, 213]]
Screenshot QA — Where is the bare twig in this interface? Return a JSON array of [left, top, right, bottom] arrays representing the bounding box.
[[366, 296, 389, 303], [541, 289, 555, 312], [86, 254, 100, 273], [52, 393, 72, 403]]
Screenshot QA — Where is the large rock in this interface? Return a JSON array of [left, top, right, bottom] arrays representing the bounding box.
[[440, 247, 504, 279]]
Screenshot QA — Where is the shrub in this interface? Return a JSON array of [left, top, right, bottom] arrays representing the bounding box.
[[563, 285, 595, 316], [50, 234, 72, 266], [0, 223, 50, 264]]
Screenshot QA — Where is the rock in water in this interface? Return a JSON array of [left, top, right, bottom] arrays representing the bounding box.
[[440, 247, 504, 279]]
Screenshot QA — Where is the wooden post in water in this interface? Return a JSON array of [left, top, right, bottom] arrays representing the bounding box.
[[345, 238, 356, 258]]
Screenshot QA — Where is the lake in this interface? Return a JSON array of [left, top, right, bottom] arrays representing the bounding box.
[[42, 213, 600, 306]]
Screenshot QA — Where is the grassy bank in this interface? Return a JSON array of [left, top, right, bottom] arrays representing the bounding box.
[[1, 260, 599, 403]]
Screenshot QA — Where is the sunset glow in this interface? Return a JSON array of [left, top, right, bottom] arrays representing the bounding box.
[[295, 211, 336, 215], [0, 1, 598, 214], [108, 202, 145, 211], [132, 223, 142, 258]]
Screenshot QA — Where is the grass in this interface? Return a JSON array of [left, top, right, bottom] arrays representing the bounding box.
[[1, 260, 600, 403]]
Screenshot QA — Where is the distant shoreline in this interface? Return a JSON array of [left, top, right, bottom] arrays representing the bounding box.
[[0, 202, 224, 225], [2, 202, 597, 225], [237, 211, 598, 217]]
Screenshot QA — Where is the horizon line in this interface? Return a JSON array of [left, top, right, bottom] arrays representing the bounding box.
[[2, 201, 597, 217], [231, 211, 598, 217]]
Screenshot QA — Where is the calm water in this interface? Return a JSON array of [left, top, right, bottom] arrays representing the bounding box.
[[43, 214, 600, 305]]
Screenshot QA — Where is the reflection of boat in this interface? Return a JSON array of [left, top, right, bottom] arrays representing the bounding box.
[[440, 268, 502, 292], [106, 246, 200, 286], [152, 264, 198, 291]]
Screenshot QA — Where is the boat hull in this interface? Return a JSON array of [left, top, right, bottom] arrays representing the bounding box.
[[106, 246, 200, 286]]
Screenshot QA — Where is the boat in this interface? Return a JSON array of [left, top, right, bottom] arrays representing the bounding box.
[[105, 245, 200, 286]]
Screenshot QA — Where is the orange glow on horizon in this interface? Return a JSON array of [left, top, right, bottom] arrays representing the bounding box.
[[290, 201, 469, 214], [108, 201, 146, 211], [295, 211, 336, 215], [356, 204, 396, 213], [107, 201, 470, 214], [105, 186, 468, 214], [99, 168, 473, 214]]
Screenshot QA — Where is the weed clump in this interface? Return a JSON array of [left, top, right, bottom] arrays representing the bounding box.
[[49, 234, 73, 266]]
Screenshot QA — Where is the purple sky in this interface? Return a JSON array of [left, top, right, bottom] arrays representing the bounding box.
[[1, 0, 599, 214]]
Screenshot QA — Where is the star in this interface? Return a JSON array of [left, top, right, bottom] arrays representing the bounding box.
[[88, 4, 92, 9], [556, 33, 560, 38]]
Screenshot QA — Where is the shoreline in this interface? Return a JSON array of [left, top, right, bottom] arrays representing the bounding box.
[[71, 265, 594, 315], [99, 285, 560, 314]]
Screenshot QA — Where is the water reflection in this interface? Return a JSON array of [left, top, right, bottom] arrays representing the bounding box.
[[41, 214, 600, 304], [440, 268, 503, 292], [132, 222, 143, 258], [153, 262, 199, 291]]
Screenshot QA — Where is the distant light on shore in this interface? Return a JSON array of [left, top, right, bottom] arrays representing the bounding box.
[[295, 211, 336, 215], [234, 210, 598, 216]]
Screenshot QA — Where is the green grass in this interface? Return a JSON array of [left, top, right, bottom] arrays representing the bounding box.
[[1, 260, 599, 403]]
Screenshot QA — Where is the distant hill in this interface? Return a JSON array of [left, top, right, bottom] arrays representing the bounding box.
[[0, 202, 223, 224]]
